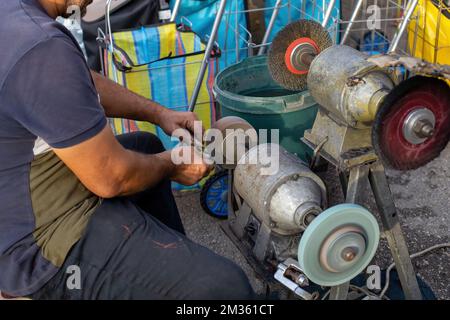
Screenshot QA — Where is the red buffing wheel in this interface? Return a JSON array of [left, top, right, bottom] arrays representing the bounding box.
[[373, 76, 450, 170]]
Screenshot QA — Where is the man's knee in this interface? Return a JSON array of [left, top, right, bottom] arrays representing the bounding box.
[[117, 131, 166, 155], [133, 131, 165, 154]]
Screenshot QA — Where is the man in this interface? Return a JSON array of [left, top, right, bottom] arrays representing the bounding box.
[[0, 0, 254, 299]]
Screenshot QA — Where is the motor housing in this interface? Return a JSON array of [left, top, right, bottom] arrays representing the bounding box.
[[307, 45, 395, 128], [234, 144, 327, 236]]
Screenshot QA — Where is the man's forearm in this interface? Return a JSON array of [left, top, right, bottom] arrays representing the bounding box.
[[91, 70, 165, 124], [53, 125, 176, 198], [114, 149, 175, 197]]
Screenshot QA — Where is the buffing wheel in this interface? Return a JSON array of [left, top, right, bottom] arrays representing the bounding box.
[[268, 19, 332, 91], [373, 76, 450, 170], [298, 204, 380, 287], [211, 116, 257, 169]]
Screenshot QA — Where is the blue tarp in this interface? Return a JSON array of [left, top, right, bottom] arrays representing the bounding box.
[[170, 1, 341, 70], [170, 0, 248, 70], [264, 0, 341, 43]]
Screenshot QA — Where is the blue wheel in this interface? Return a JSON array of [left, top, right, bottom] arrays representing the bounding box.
[[200, 171, 229, 219]]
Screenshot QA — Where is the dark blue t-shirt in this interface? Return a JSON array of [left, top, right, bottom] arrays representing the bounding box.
[[0, 0, 106, 296]]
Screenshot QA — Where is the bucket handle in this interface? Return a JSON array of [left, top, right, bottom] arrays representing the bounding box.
[[283, 94, 306, 110]]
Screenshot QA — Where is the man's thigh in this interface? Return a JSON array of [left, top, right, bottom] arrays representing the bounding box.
[[30, 198, 254, 300], [115, 131, 184, 233]]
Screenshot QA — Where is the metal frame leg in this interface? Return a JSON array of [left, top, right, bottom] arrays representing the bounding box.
[[331, 162, 422, 300], [169, 0, 182, 22], [330, 164, 370, 300], [329, 282, 350, 300], [369, 162, 422, 300]]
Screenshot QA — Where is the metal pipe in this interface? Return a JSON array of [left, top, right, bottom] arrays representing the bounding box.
[[341, 0, 365, 45], [312, 0, 317, 19], [189, 0, 228, 112], [433, 0, 443, 63], [258, 0, 282, 55], [235, 0, 240, 63], [301, 0, 307, 19], [97, 28, 106, 75], [105, 0, 113, 51], [388, 0, 419, 53], [322, 0, 336, 28], [104, 0, 119, 83], [170, 0, 182, 22]]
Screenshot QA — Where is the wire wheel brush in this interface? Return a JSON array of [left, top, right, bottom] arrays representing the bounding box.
[[268, 19, 332, 91]]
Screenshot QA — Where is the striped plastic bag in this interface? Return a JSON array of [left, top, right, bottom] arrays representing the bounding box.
[[103, 23, 219, 190]]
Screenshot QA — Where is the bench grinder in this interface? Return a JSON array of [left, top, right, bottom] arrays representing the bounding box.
[[267, 19, 450, 299], [212, 117, 380, 300]]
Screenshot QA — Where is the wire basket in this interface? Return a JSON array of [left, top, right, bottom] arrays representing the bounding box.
[[337, 0, 414, 55], [408, 0, 450, 64], [338, 0, 450, 65]]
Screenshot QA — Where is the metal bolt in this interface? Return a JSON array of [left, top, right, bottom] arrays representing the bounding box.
[[414, 120, 434, 138], [295, 274, 309, 287], [402, 108, 436, 144], [413, 120, 435, 138], [342, 248, 357, 262]]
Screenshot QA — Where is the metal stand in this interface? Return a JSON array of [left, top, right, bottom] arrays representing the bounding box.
[[329, 160, 422, 300]]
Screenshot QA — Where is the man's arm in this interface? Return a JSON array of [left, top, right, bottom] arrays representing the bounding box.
[[53, 125, 211, 198], [5, 37, 210, 198], [91, 71, 199, 135], [90, 71, 164, 124]]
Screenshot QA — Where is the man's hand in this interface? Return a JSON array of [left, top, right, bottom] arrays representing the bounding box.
[[156, 109, 201, 136], [159, 146, 213, 186]]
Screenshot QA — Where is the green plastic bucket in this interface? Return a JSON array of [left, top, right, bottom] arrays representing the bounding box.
[[214, 55, 319, 162]]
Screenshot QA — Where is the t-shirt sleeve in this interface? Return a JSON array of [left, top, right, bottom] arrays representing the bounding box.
[[1, 36, 106, 148]]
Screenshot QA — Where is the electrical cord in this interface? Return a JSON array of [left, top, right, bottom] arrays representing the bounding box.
[[350, 285, 389, 300], [320, 243, 450, 300], [379, 242, 450, 298]]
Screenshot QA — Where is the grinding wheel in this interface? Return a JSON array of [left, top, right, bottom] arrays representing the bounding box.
[[211, 117, 257, 169], [298, 204, 380, 287], [373, 76, 450, 170], [268, 19, 332, 91]]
